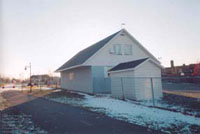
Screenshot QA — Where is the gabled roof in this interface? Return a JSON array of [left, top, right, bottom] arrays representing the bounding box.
[[109, 58, 149, 72], [56, 30, 120, 72], [56, 29, 161, 72]]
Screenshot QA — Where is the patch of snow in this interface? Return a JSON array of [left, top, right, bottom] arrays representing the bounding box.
[[131, 99, 200, 117], [85, 95, 200, 123], [2, 113, 47, 134], [0, 87, 22, 93], [41, 87, 53, 90], [46, 91, 200, 134], [52, 89, 62, 92]]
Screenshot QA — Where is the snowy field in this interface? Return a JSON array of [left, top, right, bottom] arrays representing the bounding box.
[[0, 84, 54, 93], [0, 84, 22, 93], [46, 90, 200, 134]]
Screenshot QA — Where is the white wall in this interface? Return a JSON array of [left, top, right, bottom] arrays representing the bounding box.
[[85, 31, 155, 66], [134, 78, 152, 100], [134, 61, 163, 100], [110, 70, 137, 100], [111, 78, 124, 99], [109, 70, 134, 77], [134, 61, 161, 77], [111, 77, 136, 100], [110, 61, 163, 100], [60, 66, 93, 93]]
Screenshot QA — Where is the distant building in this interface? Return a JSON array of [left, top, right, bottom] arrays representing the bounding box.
[[31, 75, 50, 84], [162, 60, 200, 77], [31, 75, 60, 85]]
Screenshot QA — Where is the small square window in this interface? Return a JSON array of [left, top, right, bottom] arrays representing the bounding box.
[[69, 72, 74, 80], [113, 44, 122, 55], [124, 44, 132, 55]]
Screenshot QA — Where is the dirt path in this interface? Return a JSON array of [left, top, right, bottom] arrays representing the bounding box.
[[0, 88, 54, 110], [0, 94, 10, 110], [1, 90, 35, 109]]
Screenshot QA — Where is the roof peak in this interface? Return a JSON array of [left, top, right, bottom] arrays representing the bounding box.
[[56, 30, 120, 72]]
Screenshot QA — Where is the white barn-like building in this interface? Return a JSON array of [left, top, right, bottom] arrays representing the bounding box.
[[109, 58, 163, 100], [56, 29, 163, 100]]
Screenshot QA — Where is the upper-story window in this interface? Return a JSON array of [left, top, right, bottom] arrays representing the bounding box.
[[124, 44, 132, 55], [110, 44, 122, 55], [109, 44, 132, 55]]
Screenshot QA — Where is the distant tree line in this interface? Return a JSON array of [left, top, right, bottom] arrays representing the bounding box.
[[0, 76, 22, 84]]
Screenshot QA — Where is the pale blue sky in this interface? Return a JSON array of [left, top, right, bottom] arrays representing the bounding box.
[[1, 0, 200, 78]]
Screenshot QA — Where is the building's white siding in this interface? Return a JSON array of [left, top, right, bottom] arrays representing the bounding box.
[[60, 66, 93, 93], [110, 61, 163, 100], [109, 70, 134, 77], [122, 77, 136, 100], [111, 78, 124, 99], [85, 31, 155, 66], [134, 61, 163, 100], [110, 70, 137, 100], [134, 61, 161, 77], [134, 78, 152, 100]]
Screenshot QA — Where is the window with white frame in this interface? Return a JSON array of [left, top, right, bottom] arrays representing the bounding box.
[[124, 44, 133, 55], [113, 44, 122, 55], [69, 72, 74, 80]]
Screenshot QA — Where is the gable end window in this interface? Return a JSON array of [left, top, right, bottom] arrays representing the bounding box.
[[113, 44, 122, 55], [124, 44, 133, 55]]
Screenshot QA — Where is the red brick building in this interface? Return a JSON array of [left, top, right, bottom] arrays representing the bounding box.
[[162, 60, 200, 77]]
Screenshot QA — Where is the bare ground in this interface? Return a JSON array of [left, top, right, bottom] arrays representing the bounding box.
[[0, 93, 11, 110], [163, 90, 200, 99], [0, 89, 54, 110]]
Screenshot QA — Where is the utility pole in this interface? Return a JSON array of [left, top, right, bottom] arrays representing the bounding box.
[[29, 62, 32, 92], [25, 62, 32, 93]]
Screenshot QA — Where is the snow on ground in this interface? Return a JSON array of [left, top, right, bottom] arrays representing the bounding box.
[[83, 95, 200, 133], [128, 99, 200, 117], [46, 91, 200, 134], [40, 87, 54, 90], [0, 86, 21, 93], [0, 85, 54, 93], [1, 113, 47, 134], [52, 89, 62, 92]]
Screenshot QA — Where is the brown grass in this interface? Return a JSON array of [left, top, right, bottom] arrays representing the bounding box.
[[0, 88, 54, 110], [0, 93, 11, 110], [163, 90, 200, 99], [22, 88, 53, 97], [45, 90, 85, 99]]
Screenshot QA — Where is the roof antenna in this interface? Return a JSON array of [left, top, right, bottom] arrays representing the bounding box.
[[121, 23, 126, 29]]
